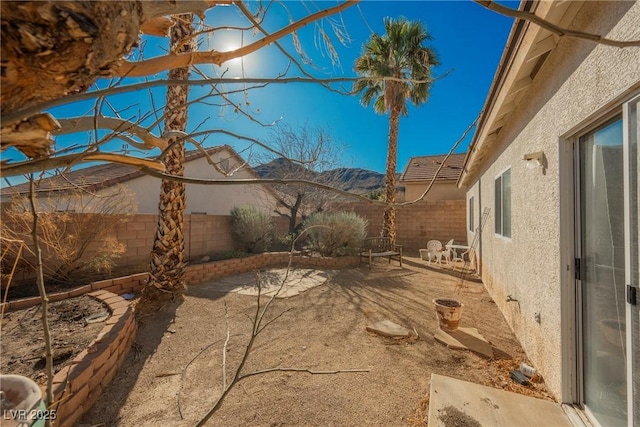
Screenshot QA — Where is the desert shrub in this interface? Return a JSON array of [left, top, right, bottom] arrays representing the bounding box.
[[302, 211, 367, 257], [230, 206, 274, 253], [1, 186, 134, 287]]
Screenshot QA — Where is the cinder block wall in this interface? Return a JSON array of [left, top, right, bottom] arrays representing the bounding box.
[[330, 200, 467, 252], [2, 201, 463, 286]]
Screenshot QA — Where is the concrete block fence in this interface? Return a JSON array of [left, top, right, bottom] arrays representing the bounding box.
[[331, 200, 467, 252]]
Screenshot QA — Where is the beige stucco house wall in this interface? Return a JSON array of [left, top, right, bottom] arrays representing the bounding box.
[[121, 148, 275, 215], [460, 0, 640, 404], [403, 181, 465, 202], [1, 146, 277, 216]]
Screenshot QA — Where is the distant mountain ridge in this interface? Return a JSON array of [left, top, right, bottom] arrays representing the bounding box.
[[254, 159, 385, 194]]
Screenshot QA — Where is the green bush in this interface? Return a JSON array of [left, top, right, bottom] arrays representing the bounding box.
[[230, 206, 274, 253], [302, 211, 368, 257]]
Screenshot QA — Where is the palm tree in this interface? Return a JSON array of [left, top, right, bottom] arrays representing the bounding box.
[[139, 14, 195, 313], [354, 17, 439, 245]]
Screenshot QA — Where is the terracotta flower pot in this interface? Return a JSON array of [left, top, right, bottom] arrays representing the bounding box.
[[433, 298, 464, 331]]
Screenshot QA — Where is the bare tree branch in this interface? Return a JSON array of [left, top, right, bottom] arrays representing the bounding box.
[[2, 76, 436, 127], [28, 177, 54, 424], [111, 1, 358, 77], [0, 153, 165, 177], [397, 113, 480, 207], [239, 367, 369, 381], [474, 0, 640, 48], [56, 116, 168, 150], [139, 168, 387, 205]]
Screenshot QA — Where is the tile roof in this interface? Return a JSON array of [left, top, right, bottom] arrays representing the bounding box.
[[399, 153, 466, 182], [1, 146, 231, 196]]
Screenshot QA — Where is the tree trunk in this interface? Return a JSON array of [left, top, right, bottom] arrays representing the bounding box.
[[139, 14, 194, 313], [1, 1, 142, 116], [289, 193, 304, 235], [381, 105, 400, 245]]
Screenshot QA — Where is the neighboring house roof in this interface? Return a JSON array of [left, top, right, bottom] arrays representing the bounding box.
[[400, 153, 466, 183], [458, 0, 586, 188], [1, 145, 250, 196]]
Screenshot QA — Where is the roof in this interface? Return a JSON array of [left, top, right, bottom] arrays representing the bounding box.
[[1, 145, 241, 196], [458, 0, 586, 188], [400, 153, 466, 183]]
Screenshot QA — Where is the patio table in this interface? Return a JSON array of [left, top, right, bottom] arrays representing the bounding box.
[[445, 244, 477, 273], [445, 244, 469, 260]]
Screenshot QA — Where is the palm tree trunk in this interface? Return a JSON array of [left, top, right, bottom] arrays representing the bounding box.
[[382, 104, 400, 245], [140, 14, 194, 311]]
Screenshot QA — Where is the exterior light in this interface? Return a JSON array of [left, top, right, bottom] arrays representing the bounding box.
[[523, 151, 546, 173]]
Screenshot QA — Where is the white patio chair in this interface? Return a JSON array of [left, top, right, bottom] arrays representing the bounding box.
[[420, 239, 445, 265], [444, 239, 464, 263]]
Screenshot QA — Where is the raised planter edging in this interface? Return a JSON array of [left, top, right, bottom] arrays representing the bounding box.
[[2, 253, 359, 312], [46, 290, 137, 427], [4, 253, 357, 424]]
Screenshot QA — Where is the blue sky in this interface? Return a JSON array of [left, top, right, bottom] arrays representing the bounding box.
[[189, 0, 517, 173], [4, 1, 517, 184]]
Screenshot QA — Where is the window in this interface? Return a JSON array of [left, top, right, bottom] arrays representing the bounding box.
[[469, 196, 475, 232], [495, 168, 511, 237], [219, 158, 230, 173]]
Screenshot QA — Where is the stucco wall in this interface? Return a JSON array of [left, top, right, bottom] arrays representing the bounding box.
[[403, 181, 466, 202], [465, 1, 640, 401], [121, 150, 276, 215]]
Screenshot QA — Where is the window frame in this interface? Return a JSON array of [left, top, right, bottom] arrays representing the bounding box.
[[469, 196, 475, 232], [494, 166, 512, 239]]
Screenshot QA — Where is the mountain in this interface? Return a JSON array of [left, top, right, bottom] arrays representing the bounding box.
[[254, 159, 385, 195]]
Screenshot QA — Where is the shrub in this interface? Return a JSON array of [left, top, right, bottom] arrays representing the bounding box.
[[230, 206, 274, 253], [302, 211, 367, 257], [0, 186, 134, 287]]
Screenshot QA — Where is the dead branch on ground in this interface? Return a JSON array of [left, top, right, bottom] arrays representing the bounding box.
[[189, 231, 368, 425]]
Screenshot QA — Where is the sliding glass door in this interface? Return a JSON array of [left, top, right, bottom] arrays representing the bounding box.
[[576, 94, 639, 427]]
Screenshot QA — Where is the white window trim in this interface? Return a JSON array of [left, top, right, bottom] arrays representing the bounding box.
[[469, 196, 475, 233], [494, 166, 512, 240]]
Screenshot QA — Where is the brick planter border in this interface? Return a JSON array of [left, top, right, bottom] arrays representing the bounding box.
[[46, 290, 137, 427], [2, 253, 360, 312], [3, 253, 359, 425]]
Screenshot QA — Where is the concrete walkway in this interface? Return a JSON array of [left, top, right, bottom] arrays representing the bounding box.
[[428, 374, 572, 427]]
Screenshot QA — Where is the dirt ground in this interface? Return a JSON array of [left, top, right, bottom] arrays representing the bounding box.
[[1, 295, 107, 385], [80, 258, 554, 426]]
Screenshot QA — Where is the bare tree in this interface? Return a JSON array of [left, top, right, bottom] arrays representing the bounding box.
[[257, 124, 348, 237]]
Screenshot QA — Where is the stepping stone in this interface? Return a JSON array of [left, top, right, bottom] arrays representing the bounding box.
[[366, 319, 412, 338], [434, 326, 494, 358]]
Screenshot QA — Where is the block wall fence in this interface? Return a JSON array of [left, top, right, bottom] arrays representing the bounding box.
[[333, 200, 467, 252], [2, 200, 464, 286]]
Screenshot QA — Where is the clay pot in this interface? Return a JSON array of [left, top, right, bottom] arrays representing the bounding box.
[[433, 298, 464, 331]]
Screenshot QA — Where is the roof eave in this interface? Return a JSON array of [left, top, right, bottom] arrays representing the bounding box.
[[458, 0, 585, 189]]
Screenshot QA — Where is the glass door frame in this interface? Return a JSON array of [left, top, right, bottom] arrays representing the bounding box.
[[622, 94, 639, 426], [572, 93, 639, 427]]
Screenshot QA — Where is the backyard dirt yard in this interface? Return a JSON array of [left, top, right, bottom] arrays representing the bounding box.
[[80, 258, 553, 426]]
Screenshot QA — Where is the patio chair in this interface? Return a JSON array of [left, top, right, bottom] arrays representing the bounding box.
[[419, 240, 446, 265], [444, 239, 464, 263]]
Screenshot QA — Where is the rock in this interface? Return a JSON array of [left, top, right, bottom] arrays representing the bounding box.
[[366, 320, 412, 338]]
